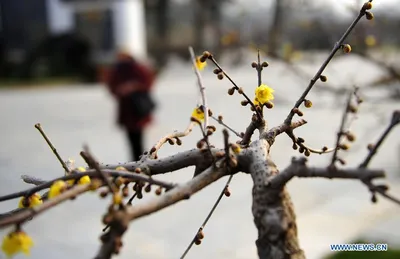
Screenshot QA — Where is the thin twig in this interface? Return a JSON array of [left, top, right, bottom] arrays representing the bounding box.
[[330, 89, 360, 166], [81, 147, 117, 193], [210, 115, 242, 138], [0, 170, 176, 203], [149, 122, 196, 158], [0, 184, 91, 228], [34, 123, 69, 173], [284, 1, 372, 125], [209, 56, 263, 120], [180, 175, 233, 258], [359, 110, 400, 168], [189, 46, 209, 130]]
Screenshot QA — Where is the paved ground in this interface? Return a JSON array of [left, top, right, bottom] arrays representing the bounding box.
[[0, 53, 399, 259]]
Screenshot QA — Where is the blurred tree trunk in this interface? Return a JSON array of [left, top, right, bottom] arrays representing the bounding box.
[[209, 1, 223, 56], [145, 0, 170, 70], [267, 0, 284, 57], [194, 0, 207, 53]]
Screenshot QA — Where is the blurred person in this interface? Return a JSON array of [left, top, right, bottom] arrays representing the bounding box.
[[107, 50, 156, 161]]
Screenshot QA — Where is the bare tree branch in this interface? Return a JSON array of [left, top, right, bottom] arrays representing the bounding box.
[[269, 157, 385, 188], [284, 1, 373, 126], [147, 122, 196, 159], [126, 163, 232, 221], [189, 46, 209, 130], [359, 110, 400, 168]]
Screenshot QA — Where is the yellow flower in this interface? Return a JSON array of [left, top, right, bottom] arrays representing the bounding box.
[[253, 97, 260, 106], [1, 231, 34, 257], [48, 180, 67, 199], [191, 107, 205, 122], [255, 84, 274, 105], [113, 193, 123, 205], [78, 175, 91, 185], [195, 56, 206, 71], [18, 193, 43, 208]]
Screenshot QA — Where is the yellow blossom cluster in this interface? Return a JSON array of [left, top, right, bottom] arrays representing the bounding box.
[[2, 231, 33, 258], [254, 84, 274, 105]]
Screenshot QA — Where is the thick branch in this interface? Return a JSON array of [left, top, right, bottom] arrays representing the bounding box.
[[245, 139, 305, 259], [126, 164, 231, 221], [269, 157, 385, 188], [100, 148, 218, 175]]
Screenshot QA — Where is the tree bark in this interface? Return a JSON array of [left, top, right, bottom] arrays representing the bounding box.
[[247, 139, 305, 259]]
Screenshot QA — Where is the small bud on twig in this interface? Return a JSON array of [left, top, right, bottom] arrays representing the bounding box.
[[342, 44, 352, 53], [365, 11, 374, 20], [319, 75, 327, 82], [304, 100, 313, 108], [251, 62, 258, 68]]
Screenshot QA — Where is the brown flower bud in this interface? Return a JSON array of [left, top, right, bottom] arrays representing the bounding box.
[[337, 158, 346, 165], [134, 168, 142, 174], [365, 11, 374, 20], [299, 147, 304, 154], [251, 61, 258, 68], [224, 187, 231, 197], [199, 56, 207, 63], [265, 102, 274, 109], [348, 105, 358, 113], [197, 139, 205, 149], [197, 230, 205, 240], [213, 68, 221, 74], [241, 100, 249, 106], [144, 184, 152, 193], [371, 194, 377, 203], [195, 238, 202, 245], [217, 72, 224, 80], [122, 186, 129, 197], [208, 109, 213, 116], [343, 44, 352, 53], [202, 51, 211, 59], [292, 143, 298, 150], [304, 149, 310, 157], [102, 214, 113, 225], [339, 143, 350, 150], [363, 2, 372, 10], [155, 186, 162, 196], [297, 137, 305, 143], [150, 146, 156, 154], [206, 129, 213, 136], [238, 87, 244, 94], [320, 75, 327, 82], [100, 189, 109, 198], [228, 88, 235, 95], [262, 61, 269, 67], [176, 138, 182, 146], [167, 138, 175, 145], [137, 192, 143, 199], [367, 143, 375, 151], [322, 146, 328, 152], [304, 99, 313, 108], [346, 132, 356, 142], [206, 125, 216, 132], [218, 115, 223, 121]]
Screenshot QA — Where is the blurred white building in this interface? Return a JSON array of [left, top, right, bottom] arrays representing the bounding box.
[[0, 0, 147, 64]]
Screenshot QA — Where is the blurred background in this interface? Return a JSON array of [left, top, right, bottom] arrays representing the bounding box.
[[0, 0, 399, 259]]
